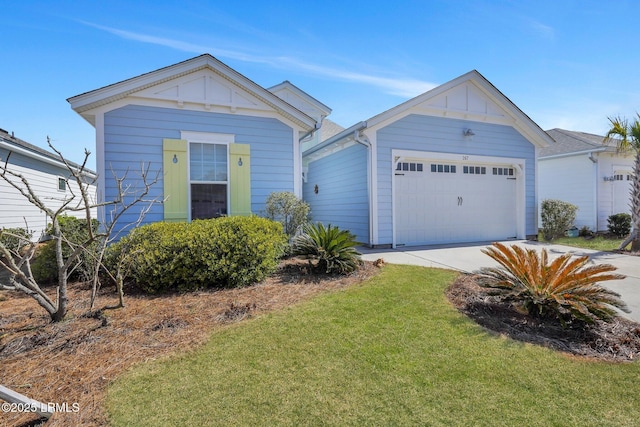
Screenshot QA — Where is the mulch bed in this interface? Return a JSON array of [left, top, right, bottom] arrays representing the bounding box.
[[446, 274, 640, 363], [0, 259, 381, 427]]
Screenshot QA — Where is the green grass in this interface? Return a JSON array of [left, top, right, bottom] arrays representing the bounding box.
[[107, 265, 640, 426], [544, 236, 627, 251]]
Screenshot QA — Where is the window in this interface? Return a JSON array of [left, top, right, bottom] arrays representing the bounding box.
[[58, 177, 66, 192], [430, 163, 456, 173], [492, 167, 514, 176], [190, 142, 228, 219], [396, 162, 424, 172], [463, 165, 486, 175]]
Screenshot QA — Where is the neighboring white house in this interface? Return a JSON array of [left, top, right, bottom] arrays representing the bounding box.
[[539, 128, 634, 232], [0, 128, 97, 240]]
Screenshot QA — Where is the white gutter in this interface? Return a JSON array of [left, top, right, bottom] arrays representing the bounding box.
[[539, 147, 608, 161], [299, 120, 323, 143], [0, 138, 97, 179], [303, 121, 368, 158]]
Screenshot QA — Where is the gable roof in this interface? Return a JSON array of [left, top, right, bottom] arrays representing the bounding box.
[[366, 70, 552, 148], [68, 54, 318, 131], [304, 70, 552, 159], [540, 128, 617, 159], [268, 81, 332, 120], [0, 128, 96, 175]]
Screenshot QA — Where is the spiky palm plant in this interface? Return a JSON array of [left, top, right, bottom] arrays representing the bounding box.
[[475, 242, 629, 324], [292, 223, 362, 274]]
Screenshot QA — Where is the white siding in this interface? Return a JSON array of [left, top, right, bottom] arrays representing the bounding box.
[[597, 153, 635, 230], [0, 163, 97, 240], [538, 154, 596, 230]]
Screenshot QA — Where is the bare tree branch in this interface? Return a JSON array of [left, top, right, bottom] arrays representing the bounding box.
[[0, 142, 162, 322]]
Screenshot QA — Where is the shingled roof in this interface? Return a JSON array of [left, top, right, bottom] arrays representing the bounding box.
[[541, 128, 617, 158], [0, 128, 95, 174]]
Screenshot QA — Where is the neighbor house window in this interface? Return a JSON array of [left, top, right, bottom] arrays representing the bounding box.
[[58, 177, 66, 191], [189, 142, 228, 219]]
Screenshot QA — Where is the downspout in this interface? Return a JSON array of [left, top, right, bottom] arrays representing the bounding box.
[[588, 152, 599, 231], [299, 120, 323, 143], [297, 121, 322, 198], [354, 130, 373, 247]]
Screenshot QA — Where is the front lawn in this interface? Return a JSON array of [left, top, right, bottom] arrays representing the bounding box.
[[107, 265, 640, 427], [545, 235, 627, 251]]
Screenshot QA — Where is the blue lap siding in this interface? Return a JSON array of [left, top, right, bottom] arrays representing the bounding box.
[[103, 104, 295, 235], [303, 143, 369, 243]]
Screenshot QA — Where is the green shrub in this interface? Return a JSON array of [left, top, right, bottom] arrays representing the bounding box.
[[608, 213, 631, 237], [541, 199, 578, 241], [264, 192, 311, 239], [0, 227, 33, 256], [292, 223, 362, 274], [476, 242, 629, 324], [107, 216, 287, 293], [578, 226, 593, 237], [32, 216, 100, 284]]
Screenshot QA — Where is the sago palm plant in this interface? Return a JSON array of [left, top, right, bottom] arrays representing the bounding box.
[[292, 223, 362, 274], [475, 242, 629, 324]]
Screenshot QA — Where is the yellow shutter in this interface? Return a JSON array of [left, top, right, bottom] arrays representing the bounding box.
[[162, 139, 188, 222], [229, 143, 251, 216]]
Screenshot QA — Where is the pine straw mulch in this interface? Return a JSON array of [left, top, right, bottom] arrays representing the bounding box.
[[447, 274, 640, 363], [0, 259, 381, 427]]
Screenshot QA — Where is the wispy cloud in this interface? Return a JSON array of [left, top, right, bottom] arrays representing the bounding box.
[[528, 20, 555, 40], [80, 21, 436, 98], [276, 56, 436, 97], [80, 21, 265, 64]]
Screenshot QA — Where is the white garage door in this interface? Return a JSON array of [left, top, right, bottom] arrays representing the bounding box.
[[612, 170, 633, 216], [394, 160, 517, 246]]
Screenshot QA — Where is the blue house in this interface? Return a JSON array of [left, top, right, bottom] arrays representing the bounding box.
[[69, 56, 551, 248], [68, 54, 330, 234], [303, 70, 553, 247]]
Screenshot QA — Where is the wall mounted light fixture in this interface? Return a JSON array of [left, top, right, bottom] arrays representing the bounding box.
[[463, 128, 475, 137]]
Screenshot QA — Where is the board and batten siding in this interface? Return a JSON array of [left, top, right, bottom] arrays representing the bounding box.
[[0, 149, 97, 239], [375, 114, 537, 245], [103, 104, 295, 234], [538, 155, 596, 230], [303, 143, 369, 243]]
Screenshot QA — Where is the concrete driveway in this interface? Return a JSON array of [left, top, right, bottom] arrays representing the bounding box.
[[360, 240, 640, 323]]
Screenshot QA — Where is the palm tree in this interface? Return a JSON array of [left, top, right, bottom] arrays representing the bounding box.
[[604, 114, 640, 251]]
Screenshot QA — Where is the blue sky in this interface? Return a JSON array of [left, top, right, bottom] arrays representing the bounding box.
[[2, 0, 639, 167]]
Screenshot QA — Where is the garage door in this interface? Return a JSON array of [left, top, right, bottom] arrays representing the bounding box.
[[394, 160, 517, 246], [612, 170, 633, 216]]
